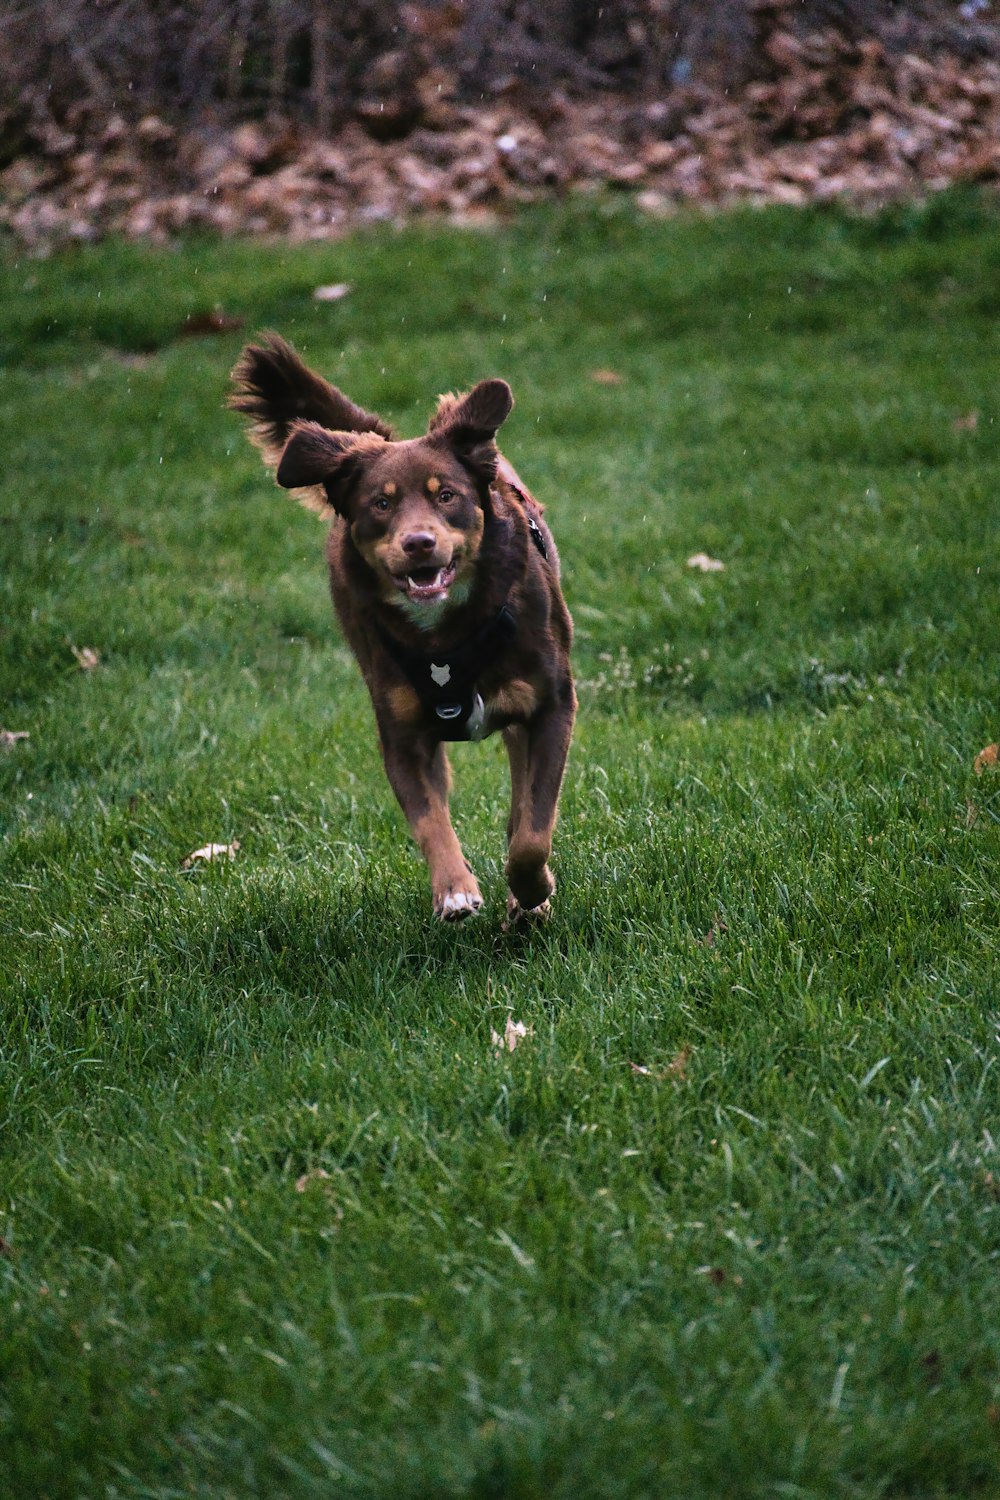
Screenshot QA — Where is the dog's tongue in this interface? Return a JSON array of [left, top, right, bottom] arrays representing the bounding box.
[[409, 569, 445, 598]]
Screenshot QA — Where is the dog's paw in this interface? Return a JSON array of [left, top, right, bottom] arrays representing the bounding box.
[[503, 892, 553, 931], [434, 882, 483, 922], [506, 856, 555, 915]]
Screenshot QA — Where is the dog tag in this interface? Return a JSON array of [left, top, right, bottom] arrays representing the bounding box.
[[430, 662, 451, 686]]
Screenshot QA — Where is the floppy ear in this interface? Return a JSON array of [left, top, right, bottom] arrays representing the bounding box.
[[230, 334, 394, 465], [276, 422, 382, 516], [429, 379, 514, 484]]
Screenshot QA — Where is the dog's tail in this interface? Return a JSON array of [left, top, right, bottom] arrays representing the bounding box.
[[229, 333, 394, 465]]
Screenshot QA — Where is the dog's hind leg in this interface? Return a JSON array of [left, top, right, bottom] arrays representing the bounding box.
[[379, 730, 482, 921], [503, 691, 575, 919]]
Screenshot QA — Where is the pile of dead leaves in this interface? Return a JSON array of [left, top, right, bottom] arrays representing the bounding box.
[[3, 27, 1000, 251]]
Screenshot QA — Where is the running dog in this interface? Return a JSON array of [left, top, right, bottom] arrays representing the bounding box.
[[231, 336, 575, 922]]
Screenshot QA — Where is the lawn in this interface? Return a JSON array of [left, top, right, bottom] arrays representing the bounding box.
[[2, 193, 1000, 1499]]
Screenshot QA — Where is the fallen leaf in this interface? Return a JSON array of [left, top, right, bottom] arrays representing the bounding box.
[[953, 410, 979, 432], [974, 744, 999, 775], [977, 1169, 1000, 1200], [182, 839, 241, 869], [696, 1265, 729, 1285], [686, 552, 726, 573], [295, 1169, 331, 1192], [180, 309, 244, 336], [0, 1236, 13, 1258], [313, 282, 352, 301], [589, 368, 623, 385], [966, 800, 980, 829], [628, 1045, 692, 1082], [71, 645, 100, 670], [491, 1016, 532, 1053], [665, 1045, 693, 1081], [0, 729, 29, 751], [698, 915, 728, 947]]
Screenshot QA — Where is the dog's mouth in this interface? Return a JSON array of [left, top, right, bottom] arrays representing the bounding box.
[[392, 560, 457, 602]]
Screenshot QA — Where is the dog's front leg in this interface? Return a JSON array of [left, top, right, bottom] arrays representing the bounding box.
[[503, 689, 575, 917], [378, 729, 482, 921]]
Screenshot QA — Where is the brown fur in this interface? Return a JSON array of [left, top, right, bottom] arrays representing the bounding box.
[[230, 337, 575, 922]]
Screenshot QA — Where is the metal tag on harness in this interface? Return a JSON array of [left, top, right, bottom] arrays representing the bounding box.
[[434, 693, 486, 741]]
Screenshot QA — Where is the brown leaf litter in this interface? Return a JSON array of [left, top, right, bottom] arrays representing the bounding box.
[[6, 25, 1000, 251]]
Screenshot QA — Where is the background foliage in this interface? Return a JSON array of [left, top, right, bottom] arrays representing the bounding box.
[[2, 0, 997, 134]]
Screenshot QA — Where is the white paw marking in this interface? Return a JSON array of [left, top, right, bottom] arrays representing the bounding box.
[[503, 896, 552, 931], [440, 889, 482, 921]]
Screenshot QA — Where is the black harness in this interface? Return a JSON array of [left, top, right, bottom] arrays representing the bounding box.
[[378, 604, 518, 741], [378, 499, 549, 743]]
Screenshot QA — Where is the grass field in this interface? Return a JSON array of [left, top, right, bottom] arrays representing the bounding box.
[[2, 193, 1000, 1499]]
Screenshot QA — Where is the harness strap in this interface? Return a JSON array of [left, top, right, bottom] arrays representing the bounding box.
[[377, 604, 518, 742], [503, 475, 549, 561]]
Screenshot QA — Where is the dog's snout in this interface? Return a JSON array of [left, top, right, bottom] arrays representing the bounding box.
[[402, 531, 437, 558]]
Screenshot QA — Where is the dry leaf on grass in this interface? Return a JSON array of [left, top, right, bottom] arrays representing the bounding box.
[[698, 915, 728, 947], [589, 368, 623, 385], [974, 744, 999, 775], [0, 729, 29, 751], [977, 1170, 1000, 1201], [0, 1236, 13, 1258], [665, 1045, 693, 1081], [953, 410, 979, 432], [313, 282, 352, 301], [686, 553, 726, 573], [491, 1016, 532, 1053], [629, 1045, 692, 1083], [71, 645, 100, 670], [294, 1170, 343, 1222], [180, 309, 244, 336], [295, 1169, 331, 1192], [182, 839, 241, 869]]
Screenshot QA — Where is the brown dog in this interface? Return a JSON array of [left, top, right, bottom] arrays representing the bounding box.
[[230, 335, 575, 922]]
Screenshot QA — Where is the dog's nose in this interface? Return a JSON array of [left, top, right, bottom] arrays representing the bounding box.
[[402, 531, 437, 558]]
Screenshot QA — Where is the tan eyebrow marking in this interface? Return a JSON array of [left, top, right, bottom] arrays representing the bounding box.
[[383, 481, 397, 496], [426, 475, 441, 494]]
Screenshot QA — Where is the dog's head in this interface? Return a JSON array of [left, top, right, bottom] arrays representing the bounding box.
[[277, 380, 513, 624]]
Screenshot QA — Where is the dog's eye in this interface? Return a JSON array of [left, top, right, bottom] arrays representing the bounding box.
[[437, 488, 456, 504], [372, 494, 392, 513]]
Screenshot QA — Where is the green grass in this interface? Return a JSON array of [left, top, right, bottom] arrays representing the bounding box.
[[2, 192, 1000, 1499]]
